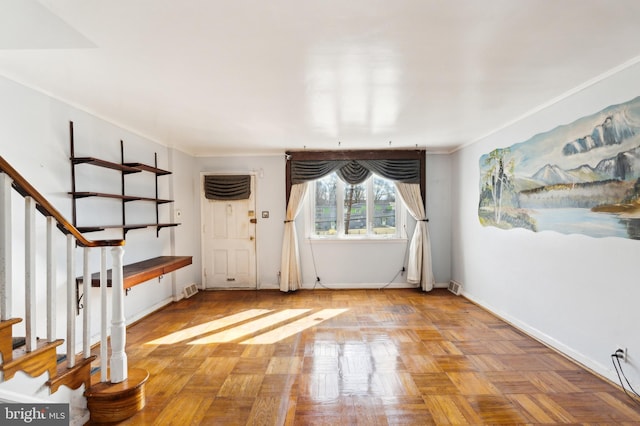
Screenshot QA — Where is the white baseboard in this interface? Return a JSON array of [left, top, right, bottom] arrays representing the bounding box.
[[241, 282, 426, 291], [300, 282, 418, 290], [462, 290, 617, 387], [258, 283, 279, 290], [126, 296, 174, 326]]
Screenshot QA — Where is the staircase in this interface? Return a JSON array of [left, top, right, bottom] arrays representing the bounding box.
[[0, 156, 148, 425]]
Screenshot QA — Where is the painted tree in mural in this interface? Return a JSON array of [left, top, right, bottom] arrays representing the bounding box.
[[482, 148, 514, 224]]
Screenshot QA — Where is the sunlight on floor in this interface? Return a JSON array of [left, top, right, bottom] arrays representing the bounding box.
[[144, 308, 351, 346], [242, 309, 349, 344], [188, 309, 312, 344], [145, 309, 272, 345]]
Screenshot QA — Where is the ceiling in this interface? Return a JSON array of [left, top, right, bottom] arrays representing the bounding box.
[[2, 0, 640, 156]]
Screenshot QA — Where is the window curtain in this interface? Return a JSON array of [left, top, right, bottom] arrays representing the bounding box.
[[280, 182, 309, 292], [283, 153, 430, 292], [395, 182, 434, 292]]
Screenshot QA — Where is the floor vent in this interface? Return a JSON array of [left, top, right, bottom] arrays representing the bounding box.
[[448, 280, 462, 295], [183, 284, 199, 298]]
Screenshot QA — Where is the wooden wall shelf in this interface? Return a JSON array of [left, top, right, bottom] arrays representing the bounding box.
[[71, 157, 141, 174], [123, 162, 171, 176], [69, 122, 180, 238], [69, 191, 172, 204], [77, 256, 193, 290]]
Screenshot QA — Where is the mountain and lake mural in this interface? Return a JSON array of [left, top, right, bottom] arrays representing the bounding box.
[[479, 95, 640, 240]]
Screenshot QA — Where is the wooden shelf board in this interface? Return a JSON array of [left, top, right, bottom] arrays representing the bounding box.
[[77, 256, 192, 289], [123, 162, 172, 176], [124, 196, 173, 204], [157, 223, 180, 229], [77, 226, 107, 233], [123, 195, 164, 203], [70, 192, 172, 204], [71, 157, 141, 174], [79, 224, 149, 231], [77, 223, 179, 233], [124, 224, 153, 231], [69, 192, 142, 201]]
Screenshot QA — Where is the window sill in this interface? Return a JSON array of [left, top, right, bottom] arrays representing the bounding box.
[[306, 236, 407, 244]]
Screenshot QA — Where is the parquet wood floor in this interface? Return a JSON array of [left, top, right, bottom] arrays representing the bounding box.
[[112, 289, 640, 425]]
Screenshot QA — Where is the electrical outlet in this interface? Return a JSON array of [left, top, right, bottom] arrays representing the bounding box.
[[615, 346, 627, 362]]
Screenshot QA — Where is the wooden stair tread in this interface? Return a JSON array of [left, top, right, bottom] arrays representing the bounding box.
[[46, 354, 97, 393], [1, 339, 64, 380], [0, 318, 22, 331], [52, 353, 94, 374], [9, 338, 63, 358], [0, 318, 23, 363], [5, 339, 63, 363]]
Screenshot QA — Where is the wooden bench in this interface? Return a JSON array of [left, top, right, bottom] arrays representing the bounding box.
[[77, 256, 192, 289]]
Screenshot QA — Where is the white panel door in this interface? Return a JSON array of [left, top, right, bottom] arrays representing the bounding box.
[[203, 175, 256, 289]]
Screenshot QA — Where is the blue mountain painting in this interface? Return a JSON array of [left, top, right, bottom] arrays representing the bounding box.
[[479, 95, 640, 239]]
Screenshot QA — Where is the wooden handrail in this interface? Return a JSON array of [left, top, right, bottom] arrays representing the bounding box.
[[0, 156, 124, 248]]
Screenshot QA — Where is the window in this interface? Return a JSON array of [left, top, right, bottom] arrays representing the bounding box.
[[311, 172, 404, 238]]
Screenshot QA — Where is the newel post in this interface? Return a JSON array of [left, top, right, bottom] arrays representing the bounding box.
[[109, 246, 128, 383]]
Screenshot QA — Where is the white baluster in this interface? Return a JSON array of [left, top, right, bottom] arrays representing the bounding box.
[[24, 196, 36, 352], [83, 247, 91, 358], [109, 246, 127, 383], [47, 217, 56, 342], [0, 173, 12, 321], [100, 248, 108, 382], [66, 235, 76, 368]]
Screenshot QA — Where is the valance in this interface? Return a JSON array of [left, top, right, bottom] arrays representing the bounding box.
[[291, 159, 420, 185], [204, 175, 251, 200]]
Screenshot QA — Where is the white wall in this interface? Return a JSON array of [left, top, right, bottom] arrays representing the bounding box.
[[167, 147, 202, 300], [427, 154, 452, 285], [197, 153, 452, 289], [0, 75, 200, 344], [451, 63, 640, 388]]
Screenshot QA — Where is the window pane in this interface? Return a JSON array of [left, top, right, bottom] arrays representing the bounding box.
[[344, 182, 367, 235], [314, 174, 337, 235], [373, 176, 396, 235]]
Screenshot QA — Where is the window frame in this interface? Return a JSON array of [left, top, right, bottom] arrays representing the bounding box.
[[308, 172, 407, 240]]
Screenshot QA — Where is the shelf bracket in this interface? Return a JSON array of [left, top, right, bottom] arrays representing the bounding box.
[[75, 278, 83, 315]]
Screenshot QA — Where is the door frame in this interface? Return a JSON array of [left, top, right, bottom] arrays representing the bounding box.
[[200, 171, 259, 290]]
